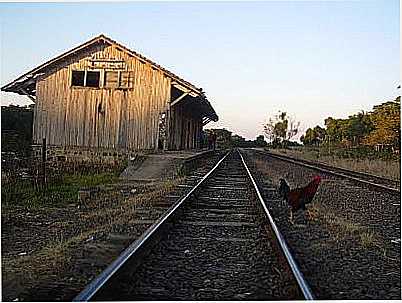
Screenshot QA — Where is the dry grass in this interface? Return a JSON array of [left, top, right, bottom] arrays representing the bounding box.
[[2, 231, 90, 299], [253, 155, 383, 249], [321, 157, 399, 180], [305, 206, 320, 222], [254, 159, 285, 186], [311, 203, 381, 248], [359, 231, 380, 248], [79, 178, 182, 228], [271, 149, 400, 181], [2, 177, 183, 301]]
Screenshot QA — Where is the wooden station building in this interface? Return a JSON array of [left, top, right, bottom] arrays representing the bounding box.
[[1, 34, 218, 158]]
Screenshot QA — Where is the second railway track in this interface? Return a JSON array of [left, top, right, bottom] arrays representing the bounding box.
[[255, 149, 400, 194], [74, 149, 313, 301]]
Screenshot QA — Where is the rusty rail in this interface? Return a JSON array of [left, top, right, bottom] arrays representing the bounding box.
[[74, 149, 315, 301], [238, 149, 314, 300], [73, 151, 231, 301], [255, 149, 400, 194]]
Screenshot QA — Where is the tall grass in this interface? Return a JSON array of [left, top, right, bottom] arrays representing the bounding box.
[[271, 148, 400, 180], [2, 172, 119, 209]]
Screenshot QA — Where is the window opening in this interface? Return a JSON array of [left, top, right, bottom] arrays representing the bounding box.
[[86, 71, 100, 87], [104, 71, 119, 88], [71, 71, 85, 86]]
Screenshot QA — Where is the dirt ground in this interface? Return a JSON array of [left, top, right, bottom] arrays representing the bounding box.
[[1, 150, 223, 301], [3, 148, 399, 300], [1, 179, 184, 301]]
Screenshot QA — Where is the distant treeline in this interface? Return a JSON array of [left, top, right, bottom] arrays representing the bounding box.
[[1, 104, 34, 156], [203, 128, 268, 148], [301, 96, 401, 152]]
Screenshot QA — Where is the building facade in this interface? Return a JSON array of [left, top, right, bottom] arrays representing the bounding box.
[[2, 35, 218, 156]]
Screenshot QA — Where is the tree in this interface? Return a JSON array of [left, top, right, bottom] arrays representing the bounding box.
[[324, 117, 350, 147], [263, 111, 300, 147], [274, 118, 287, 140], [1, 104, 34, 156], [346, 111, 373, 146], [263, 118, 276, 143], [301, 126, 326, 146], [364, 98, 400, 149], [285, 114, 301, 142], [230, 134, 245, 147], [205, 128, 233, 148], [314, 126, 327, 144], [255, 135, 267, 147], [307, 90, 400, 155]]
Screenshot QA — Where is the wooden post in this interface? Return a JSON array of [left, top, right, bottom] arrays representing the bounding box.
[[42, 137, 46, 187], [166, 107, 171, 150]]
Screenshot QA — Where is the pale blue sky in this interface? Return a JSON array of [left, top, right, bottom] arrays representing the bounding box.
[[0, 1, 400, 139]]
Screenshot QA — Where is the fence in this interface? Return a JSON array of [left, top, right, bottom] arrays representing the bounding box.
[[2, 139, 127, 206]]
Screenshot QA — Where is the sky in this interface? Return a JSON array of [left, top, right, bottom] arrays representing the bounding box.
[[0, 1, 400, 140]]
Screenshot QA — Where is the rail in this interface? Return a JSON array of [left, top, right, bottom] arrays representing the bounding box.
[[73, 151, 231, 301], [74, 149, 315, 301], [255, 149, 400, 194], [238, 149, 314, 300]]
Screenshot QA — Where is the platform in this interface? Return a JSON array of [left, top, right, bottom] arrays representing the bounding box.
[[119, 149, 213, 182]]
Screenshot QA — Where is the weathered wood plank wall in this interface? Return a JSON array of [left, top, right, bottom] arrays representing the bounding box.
[[33, 43, 172, 150], [168, 104, 202, 150], [33, 42, 204, 151]]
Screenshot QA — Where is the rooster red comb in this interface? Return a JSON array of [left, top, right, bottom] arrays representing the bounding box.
[[313, 175, 322, 182]]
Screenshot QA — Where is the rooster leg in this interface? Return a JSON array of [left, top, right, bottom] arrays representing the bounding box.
[[289, 210, 295, 225]]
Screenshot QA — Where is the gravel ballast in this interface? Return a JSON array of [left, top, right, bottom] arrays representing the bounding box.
[[1, 152, 224, 301], [244, 148, 401, 300], [91, 151, 302, 301]]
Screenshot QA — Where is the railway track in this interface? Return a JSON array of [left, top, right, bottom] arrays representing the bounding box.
[[254, 149, 400, 194], [74, 149, 313, 301]]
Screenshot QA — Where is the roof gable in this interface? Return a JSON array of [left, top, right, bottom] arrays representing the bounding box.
[[1, 34, 202, 96], [1, 34, 218, 122]]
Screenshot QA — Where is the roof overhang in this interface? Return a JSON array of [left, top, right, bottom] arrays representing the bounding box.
[[1, 34, 204, 98], [2, 34, 219, 123], [170, 94, 218, 122], [170, 83, 218, 123]]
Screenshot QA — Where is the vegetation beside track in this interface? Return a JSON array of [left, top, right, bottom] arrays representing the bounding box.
[[2, 172, 120, 210], [267, 147, 400, 181], [247, 150, 400, 300], [1, 151, 223, 301], [1, 176, 183, 301]]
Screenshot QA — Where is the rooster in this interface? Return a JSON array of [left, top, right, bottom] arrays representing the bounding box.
[[278, 176, 322, 224]]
